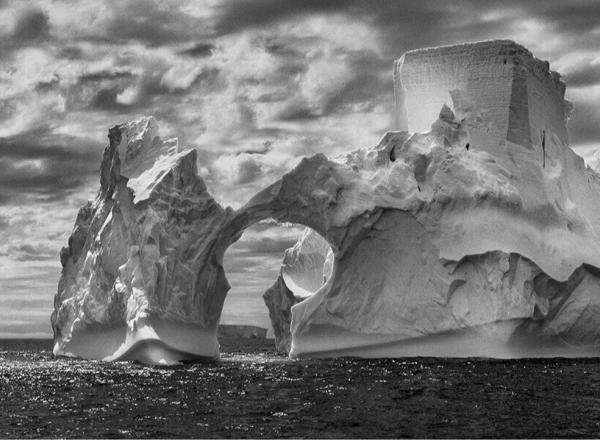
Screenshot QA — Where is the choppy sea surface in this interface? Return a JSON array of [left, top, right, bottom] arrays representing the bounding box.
[[1, 339, 600, 438]]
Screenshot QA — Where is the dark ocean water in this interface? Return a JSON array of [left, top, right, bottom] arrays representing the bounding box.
[[1, 339, 600, 438]]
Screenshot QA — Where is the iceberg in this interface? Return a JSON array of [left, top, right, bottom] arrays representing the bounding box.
[[52, 40, 600, 363]]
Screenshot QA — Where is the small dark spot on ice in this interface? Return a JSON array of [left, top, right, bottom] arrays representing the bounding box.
[[465, 143, 470, 151]]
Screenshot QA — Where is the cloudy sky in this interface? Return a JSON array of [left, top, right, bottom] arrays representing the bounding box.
[[1, 0, 599, 337]]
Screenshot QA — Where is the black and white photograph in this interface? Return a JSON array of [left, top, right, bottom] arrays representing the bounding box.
[[1, 0, 600, 438]]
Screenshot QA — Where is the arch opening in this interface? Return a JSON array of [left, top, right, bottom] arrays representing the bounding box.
[[220, 219, 333, 353]]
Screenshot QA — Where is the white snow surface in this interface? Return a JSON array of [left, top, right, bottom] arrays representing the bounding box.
[[53, 41, 600, 363]]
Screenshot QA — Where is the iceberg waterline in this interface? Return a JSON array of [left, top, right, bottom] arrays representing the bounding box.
[[52, 40, 600, 364]]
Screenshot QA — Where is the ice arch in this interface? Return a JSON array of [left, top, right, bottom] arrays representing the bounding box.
[[191, 152, 383, 354], [51, 120, 383, 364]]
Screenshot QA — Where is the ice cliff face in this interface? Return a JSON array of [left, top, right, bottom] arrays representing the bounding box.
[[52, 118, 236, 364], [394, 40, 570, 148], [53, 40, 600, 363]]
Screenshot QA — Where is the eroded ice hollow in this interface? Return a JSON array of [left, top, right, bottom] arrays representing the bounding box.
[[53, 40, 600, 364]]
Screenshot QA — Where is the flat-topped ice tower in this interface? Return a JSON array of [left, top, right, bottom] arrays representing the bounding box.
[[394, 40, 570, 148]]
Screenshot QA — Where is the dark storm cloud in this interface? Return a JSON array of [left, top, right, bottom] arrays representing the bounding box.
[[75, 73, 150, 111], [78, 71, 134, 84], [264, 37, 312, 58], [12, 244, 55, 261], [530, 1, 600, 34], [232, 156, 263, 185], [213, 0, 458, 55], [214, 0, 600, 55], [261, 35, 312, 79], [0, 6, 53, 55], [0, 129, 103, 204], [104, 18, 184, 46], [88, 88, 128, 111], [59, 46, 84, 60], [85, 81, 162, 112], [213, 0, 351, 35], [68, 70, 136, 111], [276, 104, 320, 121], [277, 49, 391, 121], [97, 0, 211, 47], [12, 7, 50, 41], [34, 76, 60, 93], [76, 67, 222, 114], [564, 66, 600, 89], [179, 42, 214, 57], [322, 50, 390, 114], [191, 67, 224, 91]]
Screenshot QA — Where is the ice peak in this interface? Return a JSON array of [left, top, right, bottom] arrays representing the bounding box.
[[100, 116, 189, 203], [117, 116, 179, 180]]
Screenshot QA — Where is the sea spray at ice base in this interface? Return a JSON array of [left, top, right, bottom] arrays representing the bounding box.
[[52, 40, 600, 364]]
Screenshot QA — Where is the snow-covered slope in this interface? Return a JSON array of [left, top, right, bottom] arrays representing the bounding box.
[[53, 40, 600, 363]]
